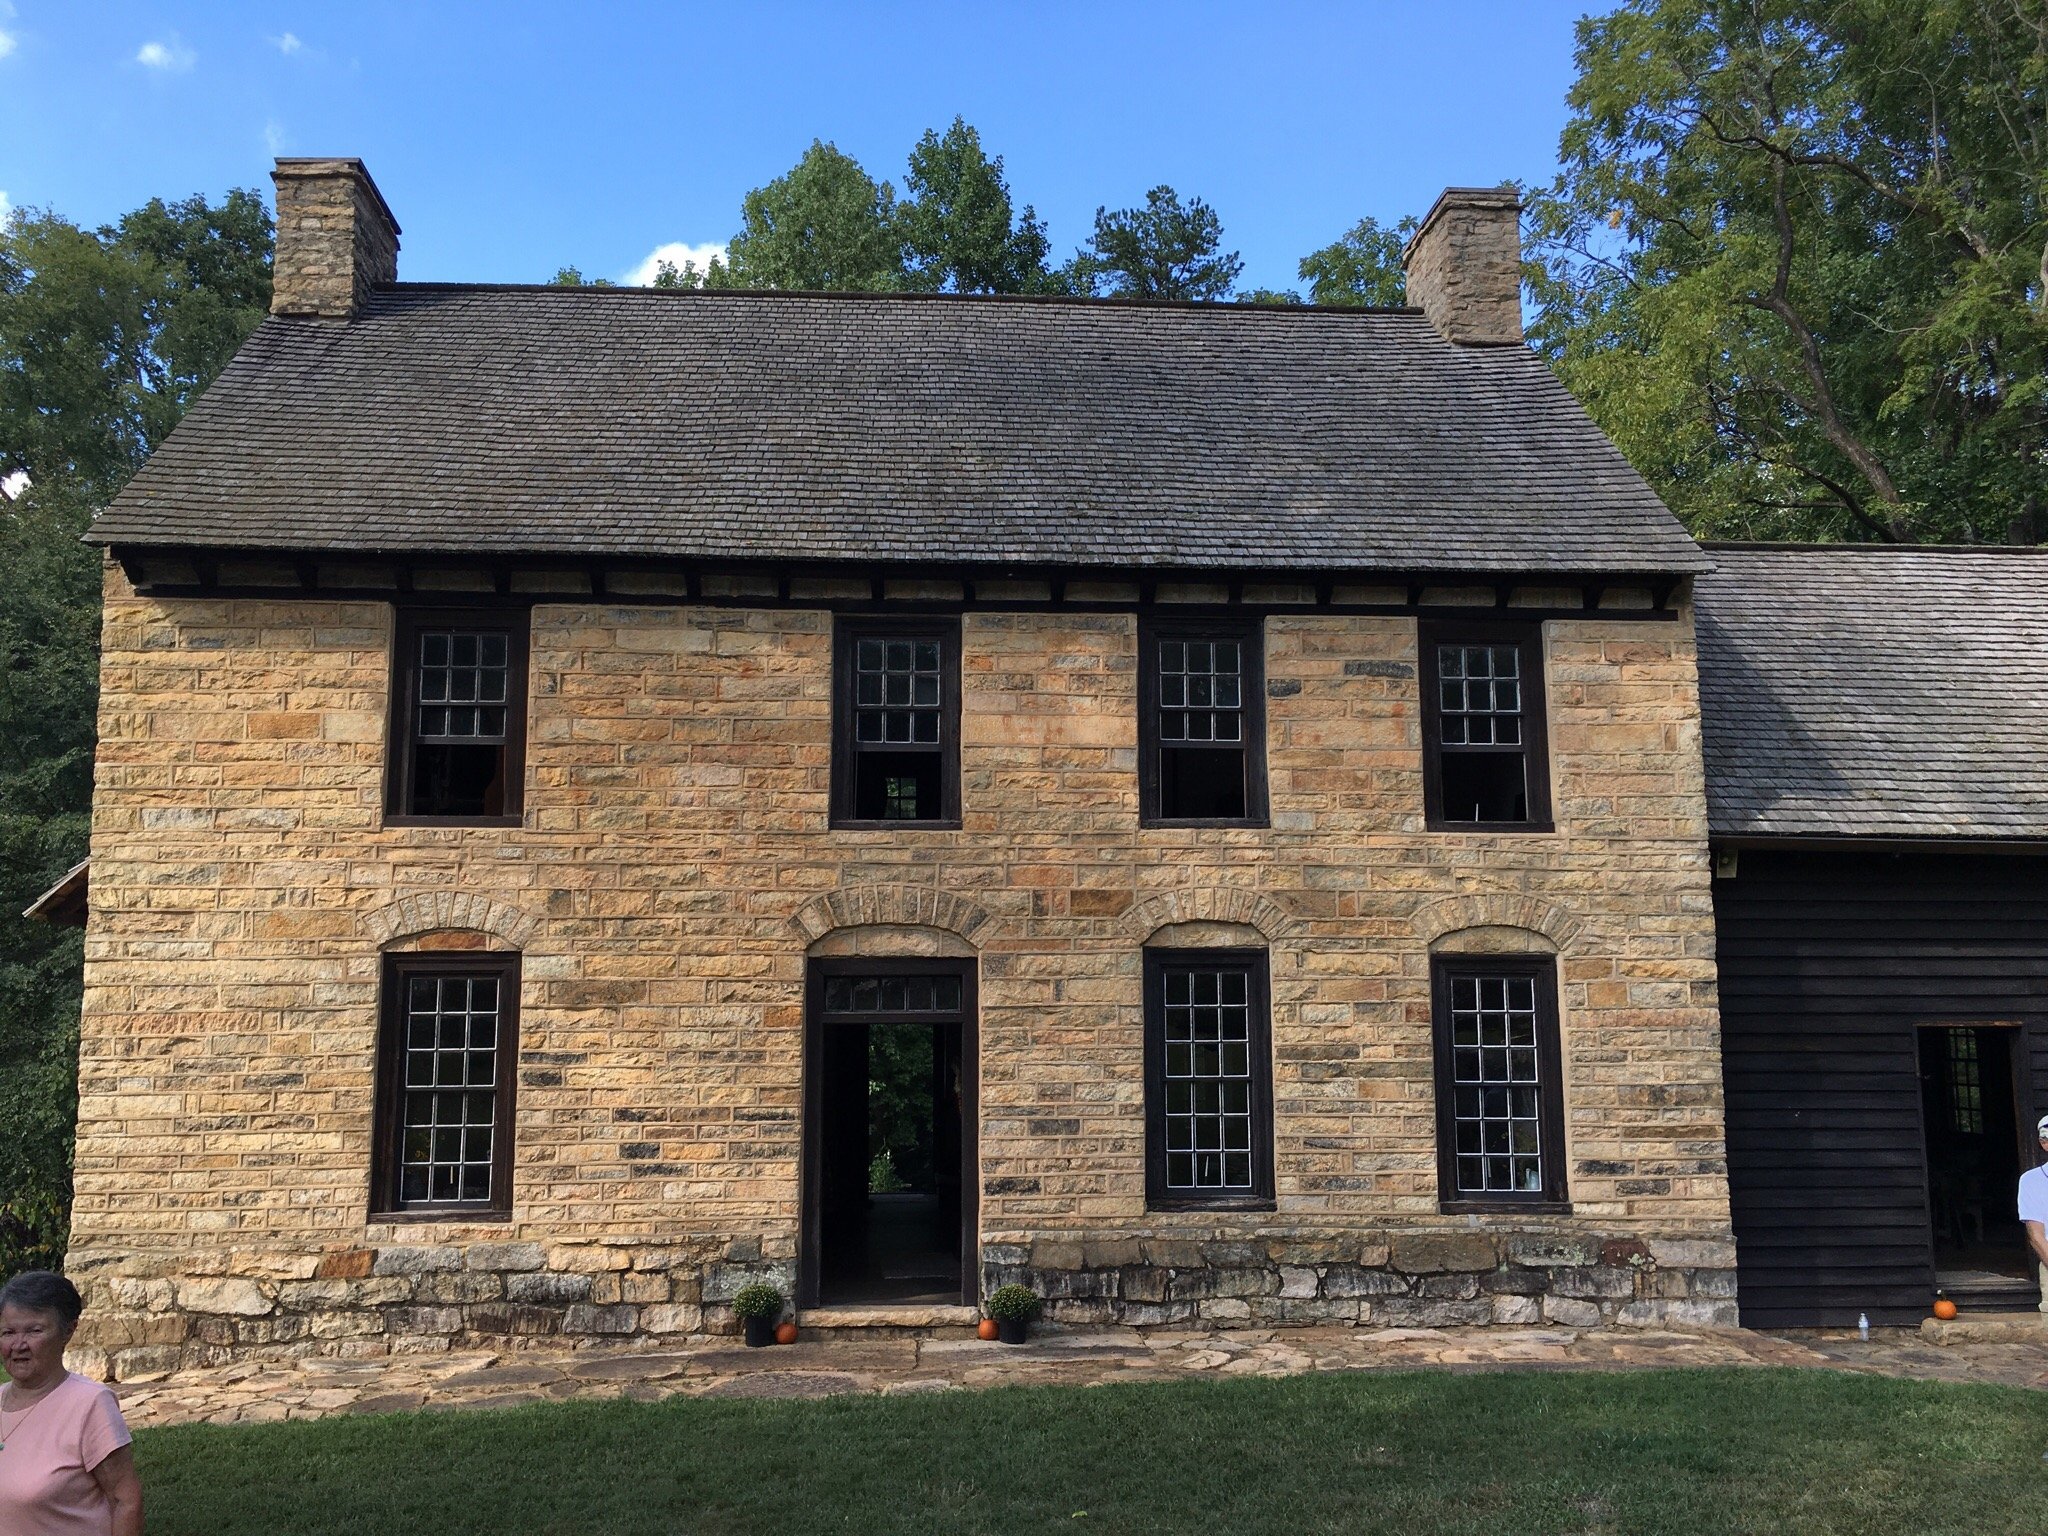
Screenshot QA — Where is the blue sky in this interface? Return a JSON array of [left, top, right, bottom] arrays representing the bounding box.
[[0, 2, 1593, 292]]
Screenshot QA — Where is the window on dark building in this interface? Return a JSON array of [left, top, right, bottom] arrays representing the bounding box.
[[1144, 949, 1273, 1207], [1432, 956, 1567, 1207], [388, 610, 528, 822], [1420, 623, 1550, 829], [1140, 618, 1267, 825], [373, 953, 519, 1218], [833, 620, 960, 826]]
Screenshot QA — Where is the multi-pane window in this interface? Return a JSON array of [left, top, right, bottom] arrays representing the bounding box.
[[1140, 618, 1267, 824], [388, 610, 527, 822], [833, 620, 959, 825], [1432, 957, 1566, 1206], [1945, 1030, 1984, 1135], [1421, 623, 1550, 828], [822, 972, 964, 1016], [374, 955, 519, 1217], [1144, 950, 1273, 1206]]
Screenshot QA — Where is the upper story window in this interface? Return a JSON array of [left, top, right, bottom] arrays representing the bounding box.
[[373, 952, 520, 1219], [387, 609, 528, 824], [1419, 621, 1551, 830], [832, 618, 960, 827], [1139, 617, 1268, 826], [1144, 948, 1274, 1209], [1431, 955, 1567, 1209]]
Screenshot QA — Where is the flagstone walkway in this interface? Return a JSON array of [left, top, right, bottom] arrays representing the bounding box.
[[107, 1322, 2048, 1429]]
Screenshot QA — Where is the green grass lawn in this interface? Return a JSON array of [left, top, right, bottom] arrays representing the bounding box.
[[136, 1367, 2048, 1535]]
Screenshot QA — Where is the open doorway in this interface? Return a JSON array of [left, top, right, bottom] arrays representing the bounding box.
[[803, 961, 975, 1308], [1918, 1023, 2038, 1310]]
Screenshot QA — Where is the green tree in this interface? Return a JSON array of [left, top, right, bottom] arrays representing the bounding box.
[[897, 118, 1052, 294], [1526, 0, 2048, 543], [722, 140, 902, 292], [0, 191, 270, 1268], [1299, 215, 1417, 306], [1063, 186, 1244, 301], [548, 265, 615, 287]]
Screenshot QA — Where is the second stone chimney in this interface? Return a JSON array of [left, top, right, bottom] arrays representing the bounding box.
[[1401, 186, 1523, 345], [270, 158, 400, 320]]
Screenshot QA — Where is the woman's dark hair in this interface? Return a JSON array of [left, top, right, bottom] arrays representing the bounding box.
[[0, 1270, 84, 1327]]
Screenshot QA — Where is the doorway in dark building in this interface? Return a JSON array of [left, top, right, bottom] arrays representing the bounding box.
[[803, 960, 976, 1307], [1918, 1023, 2038, 1310]]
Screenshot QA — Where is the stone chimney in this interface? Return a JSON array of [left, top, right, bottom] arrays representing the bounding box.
[[269, 158, 400, 319], [1401, 186, 1523, 345]]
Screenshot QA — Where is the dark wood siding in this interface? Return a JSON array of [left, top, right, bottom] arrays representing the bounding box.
[[1714, 849, 2048, 1328]]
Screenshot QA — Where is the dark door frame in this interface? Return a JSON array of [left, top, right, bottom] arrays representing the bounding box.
[[800, 957, 979, 1309], [1912, 1017, 2040, 1295]]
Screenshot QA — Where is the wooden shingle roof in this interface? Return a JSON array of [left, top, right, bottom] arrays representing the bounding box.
[[1696, 545, 2048, 841], [90, 285, 1705, 577]]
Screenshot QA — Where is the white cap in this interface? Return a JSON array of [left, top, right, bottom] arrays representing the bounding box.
[[2038, 1113, 2048, 1137]]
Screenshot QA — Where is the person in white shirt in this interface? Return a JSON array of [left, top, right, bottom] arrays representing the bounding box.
[[2021, 1114, 2048, 1308]]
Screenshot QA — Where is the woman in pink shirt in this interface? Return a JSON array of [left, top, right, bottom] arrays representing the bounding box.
[[0, 1271, 142, 1536]]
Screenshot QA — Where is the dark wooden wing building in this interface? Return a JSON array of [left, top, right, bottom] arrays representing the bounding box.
[[1697, 547, 2048, 1326]]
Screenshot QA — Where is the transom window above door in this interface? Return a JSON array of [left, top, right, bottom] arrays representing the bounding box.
[[833, 619, 961, 827]]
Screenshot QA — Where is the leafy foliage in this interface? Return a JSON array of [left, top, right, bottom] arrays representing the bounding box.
[[898, 118, 1052, 294], [984, 1282, 1042, 1321], [0, 192, 270, 1270], [721, 140, 902, 292], [1062, 186, 1244, 301], [730, 1281, 785, 1321], [1299, 215, 1418, 306], [1526, 0, 2048, 543]]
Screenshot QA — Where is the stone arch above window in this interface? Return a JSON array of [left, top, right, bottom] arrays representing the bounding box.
[[370, 891, 540, 951], [788, 883, 997, 948], [1118, 888, 1299, 947], [1415, 894, 1582, 954], [806, 924, 978, 959]]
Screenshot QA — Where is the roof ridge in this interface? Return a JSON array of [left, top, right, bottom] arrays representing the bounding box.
[[374, 281, 1428, 319], [1703, 540, 2048, 555]]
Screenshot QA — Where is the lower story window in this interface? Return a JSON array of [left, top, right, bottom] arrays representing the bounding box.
[[1432, 956, 1566, 1207], [374, 953, 519, 1217], [1144, 948, 1273, 1207]]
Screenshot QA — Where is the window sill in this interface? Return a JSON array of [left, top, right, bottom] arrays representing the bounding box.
[[1145, 1196, 1278, 1214], [1138, 818, 1271, 831], [369, 1206, 514, 1224], [1437, 1199, 1573, 1217], [384, 815, 524, 830], [829, 818, 964, 832], [1424, 820, 1556, 835]]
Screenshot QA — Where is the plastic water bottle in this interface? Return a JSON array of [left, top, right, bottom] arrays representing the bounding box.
[[1857, 1312, 1870, 1341]]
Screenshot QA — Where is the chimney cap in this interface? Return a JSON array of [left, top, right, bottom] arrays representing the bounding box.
[[271, 157, 402, 238], [1401, 185, 1519, 264]]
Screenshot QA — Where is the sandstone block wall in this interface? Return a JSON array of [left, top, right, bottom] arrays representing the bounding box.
[[70, 565, 1733, 1372]]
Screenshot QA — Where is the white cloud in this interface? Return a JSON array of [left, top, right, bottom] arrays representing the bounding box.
[[136, 38, 196, 72], [0, 190, 10, 226], [0, 30, 16, 60], [264, 120, 286, 154], [623, 241, 727, 287], [271, 32, 302, 54]]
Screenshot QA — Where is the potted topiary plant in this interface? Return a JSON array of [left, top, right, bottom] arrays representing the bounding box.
[[986, 1283, 1041, 1345], [732, 1281, 785, 1348]]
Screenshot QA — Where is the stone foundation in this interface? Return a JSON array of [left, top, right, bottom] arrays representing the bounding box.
[[70, 1227, 1735, 1378]]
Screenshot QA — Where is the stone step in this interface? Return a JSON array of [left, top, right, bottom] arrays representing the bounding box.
[[1919, 1312, 2048, 1346], [795, 1304, 980, 1339]]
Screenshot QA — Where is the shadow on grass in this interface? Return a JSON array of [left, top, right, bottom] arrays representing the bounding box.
[[136, 1366, 2048, 1536]]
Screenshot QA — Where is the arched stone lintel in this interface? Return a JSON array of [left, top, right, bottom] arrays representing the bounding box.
[[806, 924, 978, 959], [1144, 920, 1267, 949], [1116, 888, 1299, 946], [788, 884, 996, 948], [1416, 894, 1582, 953], [369, 891, 541, 951]]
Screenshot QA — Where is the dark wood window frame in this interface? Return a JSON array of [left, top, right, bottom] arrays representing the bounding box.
[[1143, 946, 1276, 1211], [1138, 614, 1269, 828], [385, 606, 530, 827], [800, 956, 979, 1307], [830, 616, 963, 829], [371, 950, 521, 1222], [1431, 953, 1570, 1213], [1418, 619, 1553, 832]]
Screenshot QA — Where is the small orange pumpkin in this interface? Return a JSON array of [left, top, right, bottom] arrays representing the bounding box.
[[977, 1318, 1000, 1341], [1932, 1297, 1958, 1321], [775, 1320, 799, 1345]]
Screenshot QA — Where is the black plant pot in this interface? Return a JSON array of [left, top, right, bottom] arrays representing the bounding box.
[[996, 1316, 1029, 1345], [743, 1315, 777, 1348]]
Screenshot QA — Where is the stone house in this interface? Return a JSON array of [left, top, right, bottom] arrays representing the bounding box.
[[53, 159, 1746, 1376]]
